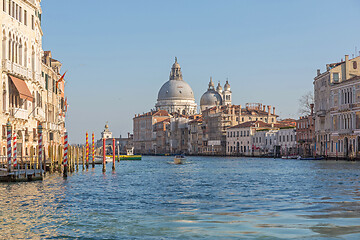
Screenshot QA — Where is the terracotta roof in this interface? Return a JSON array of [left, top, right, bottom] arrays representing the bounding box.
[[135, 110, 170, 118]]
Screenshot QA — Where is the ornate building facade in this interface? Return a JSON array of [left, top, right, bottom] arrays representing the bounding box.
[[0, 0, 67, 157], [314, 55, 360, 158]]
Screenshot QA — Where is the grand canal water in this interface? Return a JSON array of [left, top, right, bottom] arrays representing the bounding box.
[[1, 157, 360, 239]]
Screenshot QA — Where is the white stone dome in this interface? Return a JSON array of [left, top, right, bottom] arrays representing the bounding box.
[[200, 89, 223, 109], [157, 80, 195, 101]]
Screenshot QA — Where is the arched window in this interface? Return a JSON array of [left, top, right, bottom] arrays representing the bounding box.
[[19, 39, 22, 65], [2, 30, 6, 60], [31, 46, 35, 72], [24, 42, 27, 67], [8, 33, 11, 62]]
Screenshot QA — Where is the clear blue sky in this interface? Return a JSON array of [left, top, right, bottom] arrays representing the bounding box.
[[41, 0, 360, 144]]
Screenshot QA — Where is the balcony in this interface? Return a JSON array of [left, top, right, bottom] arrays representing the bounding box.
[[2, 60, 29, 79], [10, 108, 28, 120], [34, 108, 46, 121], [47, 122, 59, 131]]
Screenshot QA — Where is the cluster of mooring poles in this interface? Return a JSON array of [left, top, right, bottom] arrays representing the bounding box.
[[1, 122, 120, 181], [82, 131, 116, 174]]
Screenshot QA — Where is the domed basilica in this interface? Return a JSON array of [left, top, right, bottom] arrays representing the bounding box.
[[155, 58, 197, 115], [155, 58, 232, 115]]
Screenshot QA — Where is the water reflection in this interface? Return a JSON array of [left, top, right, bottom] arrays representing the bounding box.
[[0, 157, 359, 239]]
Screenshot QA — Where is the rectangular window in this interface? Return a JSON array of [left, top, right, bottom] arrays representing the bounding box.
[[333, 73, 339, 82], [45, 74, 48, 90], [3, 0, 5, 12], [8, 1, 10, 16], [31, 15, 34, 29], [19, 6, 21, 22], [15, 3, 18, 20], [53, 79, 55, 92], [24, 10, 27, 25], [12, 2, 14, 17]]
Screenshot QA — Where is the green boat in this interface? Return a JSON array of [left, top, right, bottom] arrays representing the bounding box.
[[118, 155, 142, 160]]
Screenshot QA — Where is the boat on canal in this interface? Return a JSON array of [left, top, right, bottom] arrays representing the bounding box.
[[174, 155, 185, 164]]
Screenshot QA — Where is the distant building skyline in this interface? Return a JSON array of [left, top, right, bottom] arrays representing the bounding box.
[[40, 0, 360, 143]]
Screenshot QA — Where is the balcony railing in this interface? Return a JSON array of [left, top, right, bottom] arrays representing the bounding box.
[[10, 108, 28, 120], [2, 59, 30, 79]]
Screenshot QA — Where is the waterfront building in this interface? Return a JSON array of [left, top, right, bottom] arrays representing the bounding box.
[[154, 118, 170, 155], [314, 55, 360, 157], [296, 104, 315, 157], [167, 116, 190, 154], [226, 121, 296, 156], [155, 58, 197, 115], [202, 103, 278, 155], [133, 110, 170, 154], [328, 74, 360, 158], [41, 51, 66, 148], [276, 127, 297, 156], [0, 0, 67, 157], [200, 78, 232, 112], [188, 115, 203, 155]]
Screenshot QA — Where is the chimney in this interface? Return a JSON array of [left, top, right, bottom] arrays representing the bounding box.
[[310, 103, 314, 116], [345, 55, 350, 80], [263, 105, 266, 111], [326, 64, 330, 71], [128, 132, 130, 138], [317, 69, 321, 76], [273, 107, 275, 115], [239, 105, 242, 116], [267, 105, 271, 114]]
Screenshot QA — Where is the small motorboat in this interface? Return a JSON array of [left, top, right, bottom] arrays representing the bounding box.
[[174, 155, 185, 164]]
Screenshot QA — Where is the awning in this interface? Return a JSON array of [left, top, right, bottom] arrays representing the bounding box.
[[9, 75, 34, 102]]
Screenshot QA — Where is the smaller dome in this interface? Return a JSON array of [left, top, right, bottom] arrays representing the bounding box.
[[200, 89, 223, 110], [224, 80, 230, 91]]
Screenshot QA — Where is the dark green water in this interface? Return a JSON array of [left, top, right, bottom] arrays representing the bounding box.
[[1, 156, 360, 239]]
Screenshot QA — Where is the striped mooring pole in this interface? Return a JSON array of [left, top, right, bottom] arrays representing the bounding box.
[[86, 132, 89, 169], [92, 132, 95, 168], [112, 138, 115, 171], [13, 131, 17, 169], [38, 122, 43, 175], [63, 132, 68, 177], [102, 138, 106, 172], [6, 120, 12, 172]]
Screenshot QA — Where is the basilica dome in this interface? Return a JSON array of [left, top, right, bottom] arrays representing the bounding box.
[[157, 79, 195, 101], [200, 78, 223, 112], [155, 58, 197, 115]]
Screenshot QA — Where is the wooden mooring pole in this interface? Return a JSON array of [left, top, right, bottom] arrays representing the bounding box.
[[102, 138, 106, 172], [86, 132, 89, 169], [112, 138, 115, 171], [63, 132, 68, 177]]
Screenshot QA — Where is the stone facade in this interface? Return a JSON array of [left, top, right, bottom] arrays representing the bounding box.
[[0, 0, 67, 157], [296, 105, 315, 157], [202, 103, 278, 155], [314, 55, 360, 158], [133, 110, 170, 154]]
